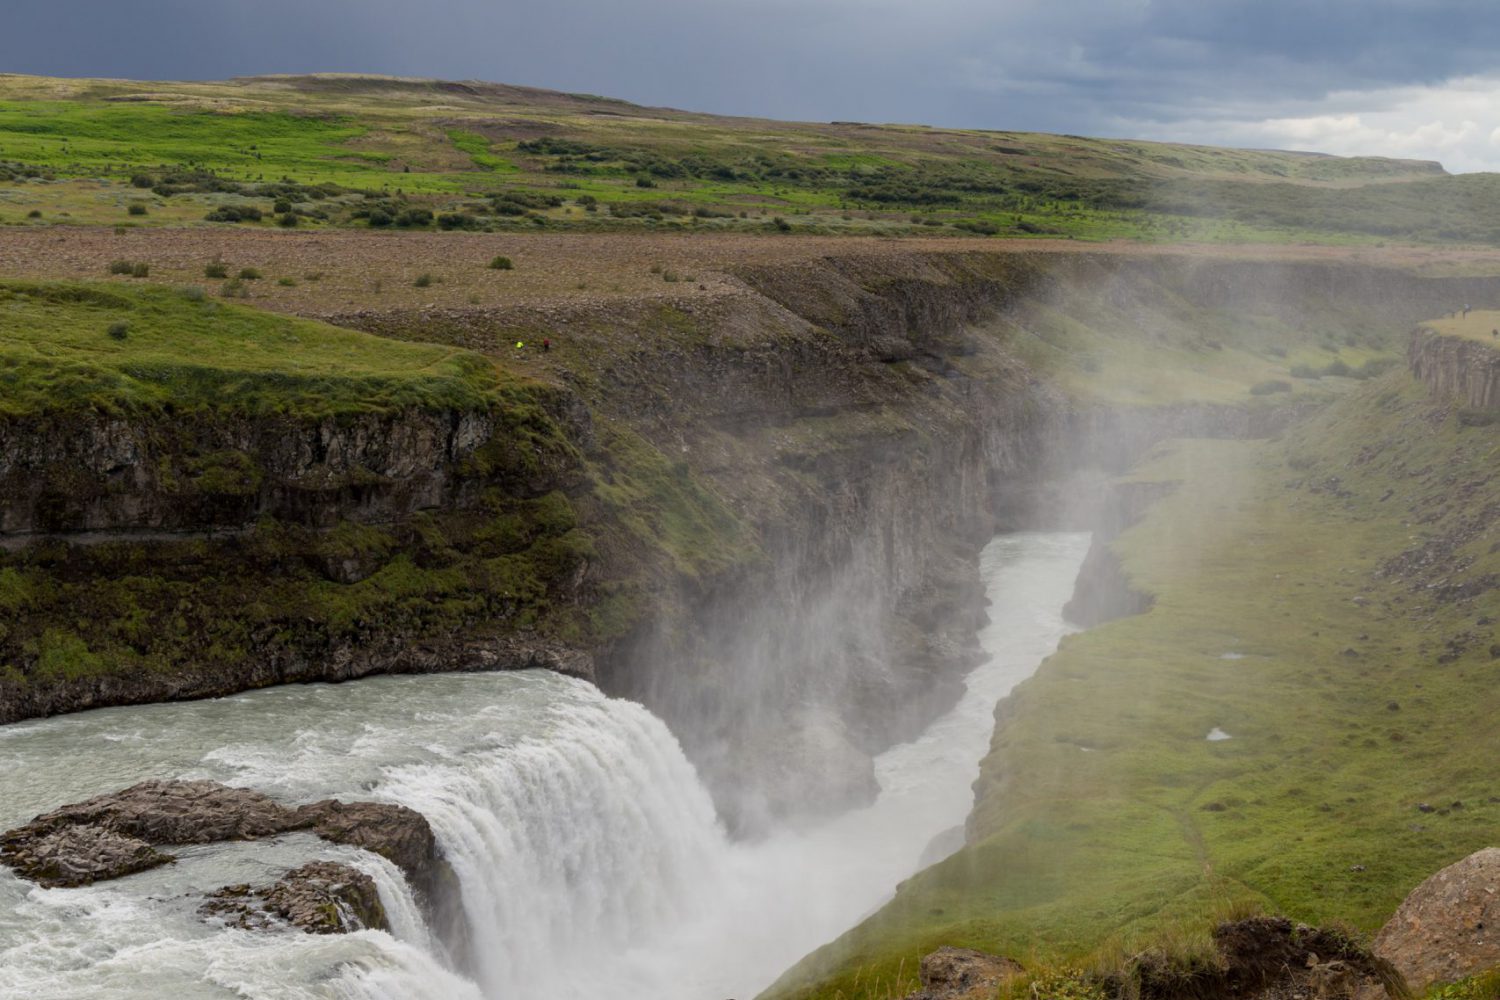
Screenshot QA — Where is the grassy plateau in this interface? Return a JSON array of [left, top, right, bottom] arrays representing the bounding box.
[[2, 72, 1497, 245]]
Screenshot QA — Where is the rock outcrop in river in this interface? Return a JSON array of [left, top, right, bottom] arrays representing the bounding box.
[[0, 779, 446, 937]]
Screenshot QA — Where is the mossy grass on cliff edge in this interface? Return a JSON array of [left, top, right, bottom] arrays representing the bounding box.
[[1420, 309, 1500, 347], [766, 369, 1500, 1000], [0, 280, 502, 417]]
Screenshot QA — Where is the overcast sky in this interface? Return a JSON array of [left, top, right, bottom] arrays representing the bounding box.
[[5, 0, 1500, 171]]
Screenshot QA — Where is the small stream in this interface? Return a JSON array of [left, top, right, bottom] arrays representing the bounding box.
[[0, 531, 1088, 1000]]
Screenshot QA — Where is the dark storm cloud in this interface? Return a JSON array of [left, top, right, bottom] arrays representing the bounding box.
[[1, 0, 1496, 138]]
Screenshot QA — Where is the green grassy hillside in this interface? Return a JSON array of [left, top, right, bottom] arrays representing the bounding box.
[[3, 72, 1493, 244], [0, 280, 500, 416], [768, 365, 1500, 999]]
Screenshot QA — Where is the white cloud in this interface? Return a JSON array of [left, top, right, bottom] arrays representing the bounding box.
[[1130, 75, 1500, 172]]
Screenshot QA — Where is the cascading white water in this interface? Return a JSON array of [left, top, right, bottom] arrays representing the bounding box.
[[0, 530, 1087, 1000]]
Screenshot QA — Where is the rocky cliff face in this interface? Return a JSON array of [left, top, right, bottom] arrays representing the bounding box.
[[0, 394, 590, 540], [1409, 328, 1500, 410]]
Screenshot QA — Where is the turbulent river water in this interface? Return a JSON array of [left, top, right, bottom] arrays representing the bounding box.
[[0, 531, 1088, 1000]]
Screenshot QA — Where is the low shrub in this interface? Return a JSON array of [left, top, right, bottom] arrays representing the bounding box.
[[276, 212, 299, 228], [237, 267, 262, 280], [395, 208, 433, 228], [220, 278, 248, 298], [108, 260, 135, 275], [106, 321, 129, 340], [130, 173, 155, 189], [488, 255, 514, 270], [414, 273, 434, 288], [204, 262, 228, 279], [204, 205, 263, 223], [127, 203, 148, 216]]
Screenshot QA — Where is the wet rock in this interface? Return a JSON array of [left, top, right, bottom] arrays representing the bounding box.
[[201, 861, 388, 934], [295, 798, 444, 896], [9, 779, 298, 845], [0, 823, 172, 887], [900, 947, 1023, 1000], [1374, 846, 1500, 992], [0, 780, 444, 898]]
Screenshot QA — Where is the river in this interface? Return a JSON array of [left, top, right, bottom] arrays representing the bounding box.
[[0, 531, 1088, 1000]]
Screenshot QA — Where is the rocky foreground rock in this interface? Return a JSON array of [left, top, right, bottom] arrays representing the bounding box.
[[201, 861, 389, 934], [901, 946, 1024, 1000], [1374, 846, 1500, 992], [0, 779, 450, 939]]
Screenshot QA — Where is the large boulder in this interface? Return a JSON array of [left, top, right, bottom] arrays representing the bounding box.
[[201, 861, 389, 934], [1374, 847, 1500, 992], [903, 947, 1024, 1000]]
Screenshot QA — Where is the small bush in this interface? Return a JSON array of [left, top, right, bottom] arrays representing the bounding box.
[[395, 208, 433, 228], [25, 209, 40, 219], [1250, 379, 1293, 395], [1321, 358, 1352, 377], [203, 205, 263, 223], [635, 176, 657, 188], [488, 255, 514, 270], [127, 203, 148, 216], [130, 173, 155, 189], [204, 262, 228, 279], [237, 267, 262, 280], [181, 285, 206, 302], [108, 259, 135, 275], [772, 216, 791, 232], [276, 277, 297, 287], [129, 262, 150, 278], [438, 212, 478, 230], [220, 278, 248, 298], [414, 273, 434, 288], [106, 322, 129, 340], [276, 212, 299, 228], [273, 198, 292, 214], [367, 208, 393, 227]]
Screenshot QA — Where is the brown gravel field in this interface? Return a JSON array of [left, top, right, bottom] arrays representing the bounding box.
[[3, 228, 1500, 321]]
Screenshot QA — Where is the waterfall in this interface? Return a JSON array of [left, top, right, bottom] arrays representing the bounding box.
[[0, 531, 1089, 1000]]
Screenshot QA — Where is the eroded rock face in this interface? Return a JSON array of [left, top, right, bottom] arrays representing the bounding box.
[[201, 861, 389, 935], [1374, 846, 1500, 992], [902, 947, 1024, 1000]]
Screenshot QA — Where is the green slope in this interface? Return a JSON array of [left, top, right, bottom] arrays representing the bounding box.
[[768, 368, 1500, 999]]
